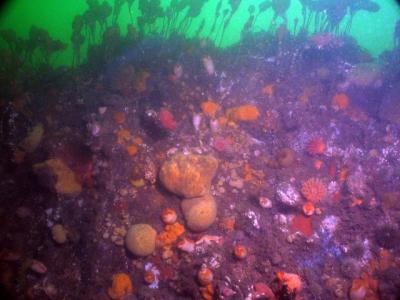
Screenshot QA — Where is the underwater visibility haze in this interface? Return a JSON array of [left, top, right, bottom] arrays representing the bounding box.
[[1, 0, 400, 299]]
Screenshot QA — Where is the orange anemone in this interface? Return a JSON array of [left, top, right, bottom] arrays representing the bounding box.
[[332, 93, 349, 110], [306, 137, 326, 155], [201, 100, 220, 118], [301, 178, 326, 202]]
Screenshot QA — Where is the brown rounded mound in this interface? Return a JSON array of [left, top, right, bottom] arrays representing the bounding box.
[[125, 224, 157, 257], [159, 153, 218, 198], [181, 194, 217, 232]]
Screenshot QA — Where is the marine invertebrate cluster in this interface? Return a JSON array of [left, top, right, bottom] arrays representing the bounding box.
[[301, 178, 326, 202], [157, 222, 185, 247], [227, 104, 260, 122], [108, 273, 133, 300]]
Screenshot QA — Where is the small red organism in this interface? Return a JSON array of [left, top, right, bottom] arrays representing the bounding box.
[[159, 108, 177, 130], [306, 137, 326, 155], [213, 136, 233, 152]]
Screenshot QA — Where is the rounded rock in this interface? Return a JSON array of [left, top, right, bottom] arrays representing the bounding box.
[[181, 194, 217, 232], [125, 224, 157, 257]]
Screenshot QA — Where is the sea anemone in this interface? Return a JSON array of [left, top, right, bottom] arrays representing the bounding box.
[[144, 270, 156, 285], [301, 178, 326, 202], [161, 208, 177, 225], [201, 100, 220, 118], [233, 245, 248, 259], [198, 265, 213, 286], [277, 271, 302, 293], [302, 202, 315, 216], [159, 108, 177, 131], [113, 111, 126, 124], [107, 273, 133, 300], [306, 137, 326, 155], [332, 93, 349, 110], [262, 84, 274, 98]]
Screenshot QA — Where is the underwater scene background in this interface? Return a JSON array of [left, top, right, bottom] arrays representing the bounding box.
[[1, 0, 400, 300]]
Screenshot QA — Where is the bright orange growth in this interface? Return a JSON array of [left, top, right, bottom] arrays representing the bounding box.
[[291, 215, 313, 237], [350, 197, 363, 207], [233, 245, 248, 259], [338, 166, 349, 182], [198, 266, 213, 286], [144, 270, 156, 285], [220, 217, 236, 232], [369, 249, 396, 272], [350, 273, 379, 300], [243, 164, 253, 181], [332, 93, 349, 110], [217, 116, 228, 126], [199, 283, 214, 300], [126, 144, 138, 156], [117, 129, 132, 145], [201, 100, 220, 118], [262, 84, 274, 98], [113, 112, 126, 124], [302, 202, 315, 216], [157, 222, 185, 247], [227, 104, 260, 122], [313, 159, 323, 170], [277, 272, 302, 293], [301, 178, 326, 202], [159, 108, 177, 130], [108, 273, 133, 300], [306, 137, 326, 155]]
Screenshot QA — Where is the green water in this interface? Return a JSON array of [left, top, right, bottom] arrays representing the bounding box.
[[0, 0, 399, 66]]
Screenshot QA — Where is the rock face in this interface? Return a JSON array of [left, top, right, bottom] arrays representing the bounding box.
[[379, 85, 400, 125], [125, 224, 157, 257], [181, 194, 217, 232], [159, 153, 218, 198]]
